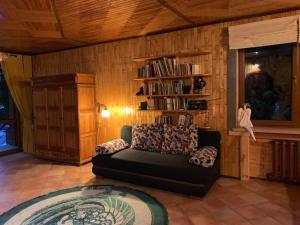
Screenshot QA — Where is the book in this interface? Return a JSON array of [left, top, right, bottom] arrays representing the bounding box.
[[178, 114, 193, 126]]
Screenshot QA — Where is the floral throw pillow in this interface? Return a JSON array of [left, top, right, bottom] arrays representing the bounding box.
[[96, 139, 129, 155], [131, 124, 162, 152], [189, 146, 218, 167], [162, 124, 198, 155]]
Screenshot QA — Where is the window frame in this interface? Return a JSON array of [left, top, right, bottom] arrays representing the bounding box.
[[238, 44, 300, 127]]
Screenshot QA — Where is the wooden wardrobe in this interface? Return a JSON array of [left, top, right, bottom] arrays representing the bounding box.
[[32, 73, 96, 165]]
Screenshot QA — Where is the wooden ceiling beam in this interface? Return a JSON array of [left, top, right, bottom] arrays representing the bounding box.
[[50, 0, 64, 38], [50, 0, 89, 45], [157, 0, 195, 25]]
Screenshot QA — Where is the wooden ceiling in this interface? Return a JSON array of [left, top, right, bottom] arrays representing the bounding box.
[[1, 0, 300, 54]]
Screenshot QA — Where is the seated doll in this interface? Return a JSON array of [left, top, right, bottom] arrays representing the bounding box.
[[238, 103, 256, 141]]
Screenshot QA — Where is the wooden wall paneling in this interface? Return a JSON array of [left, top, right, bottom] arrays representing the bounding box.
[[250, 139, 273, 178], [225, 135, 240, 177], [32, 24, 235, 175], [33, 11, 300, 176]]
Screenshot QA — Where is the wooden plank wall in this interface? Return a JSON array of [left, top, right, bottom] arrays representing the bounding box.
[[33, 10, 300, 177]]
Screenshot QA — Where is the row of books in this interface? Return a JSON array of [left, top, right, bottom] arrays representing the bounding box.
[[154, 114, 193, 126], [155, 115, 172, 125], [143, 80, 191, 96], [137, 57, 201, 78], [178, 114, 193, 126], [153, 97, 189, 110]]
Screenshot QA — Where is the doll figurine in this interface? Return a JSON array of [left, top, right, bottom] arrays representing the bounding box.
[[238, 103, 256, 141], [194, 77, 206, 93]]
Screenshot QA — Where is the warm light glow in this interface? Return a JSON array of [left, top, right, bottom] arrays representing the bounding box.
[[101, 109, 110, 118], [123, 107, 133, 115], [0, 52, 10, 62], [250, 63, 261, 73]]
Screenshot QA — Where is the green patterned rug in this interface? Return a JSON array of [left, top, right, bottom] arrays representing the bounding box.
[[0, 185, 168, 225]]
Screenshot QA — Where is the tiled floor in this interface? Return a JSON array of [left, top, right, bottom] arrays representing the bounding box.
[[0, 144, 18, 153], [1, 153, 300, 225]]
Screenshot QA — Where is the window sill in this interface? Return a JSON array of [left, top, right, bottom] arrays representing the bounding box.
[[229, 127, 300, 141], [254, 126, 300, 135]]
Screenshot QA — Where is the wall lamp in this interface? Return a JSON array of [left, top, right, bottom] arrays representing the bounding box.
[[96, 102, 110, 118]]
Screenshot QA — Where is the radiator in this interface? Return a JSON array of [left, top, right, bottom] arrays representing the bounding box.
[[267, 140, 300, 183]]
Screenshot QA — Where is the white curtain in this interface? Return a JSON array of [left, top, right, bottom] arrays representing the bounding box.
[[229, 15, 300, 49]]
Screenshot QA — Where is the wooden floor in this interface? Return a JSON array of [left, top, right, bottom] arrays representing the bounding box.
[[0, 153, 300, 225]]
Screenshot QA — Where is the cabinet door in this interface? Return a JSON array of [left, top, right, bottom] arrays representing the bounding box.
[[62, 86, 79, 159], [77, 85, 96, 161], [33, 88, 48, 151], [47, 87, 64, 151]]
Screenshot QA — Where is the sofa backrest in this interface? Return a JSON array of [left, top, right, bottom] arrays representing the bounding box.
[[120, 125, 221, 152]]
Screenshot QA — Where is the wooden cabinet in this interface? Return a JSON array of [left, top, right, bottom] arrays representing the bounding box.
[[32, 73, 96, 165]]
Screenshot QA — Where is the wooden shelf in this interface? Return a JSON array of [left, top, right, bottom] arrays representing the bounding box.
[[133, 50, 211, 128], [138, 109, 208, 113], [134, 74, 210, 81], [138, 93, 210, 98], [199, 127, 211, 129], [133, 51, 211, 62]]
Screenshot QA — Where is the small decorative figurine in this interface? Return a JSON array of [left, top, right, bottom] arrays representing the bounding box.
[[238, 103, 256, 141], [194, 77, 206, 94], [136, 86, 144, 96]]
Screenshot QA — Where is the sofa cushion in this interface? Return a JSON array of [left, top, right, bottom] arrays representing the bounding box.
[[162, 124, 198, 155], [131, 124, 162, 152], [120, 126, 221, 152], [96, 139, 129, 155], [189, 146, 218, 167], [92, 148, 218, 184]]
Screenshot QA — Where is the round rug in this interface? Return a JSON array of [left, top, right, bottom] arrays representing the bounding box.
[[0, 185, 168, 225]]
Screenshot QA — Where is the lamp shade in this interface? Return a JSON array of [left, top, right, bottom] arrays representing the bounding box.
[[101, 108, 110, 118]]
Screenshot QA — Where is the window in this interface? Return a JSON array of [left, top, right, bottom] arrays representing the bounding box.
[[0, 67, 20, 154], [239, 44, 299, 126]]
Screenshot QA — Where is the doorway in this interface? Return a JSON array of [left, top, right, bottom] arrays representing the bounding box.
[[0, 67, 20, 155]]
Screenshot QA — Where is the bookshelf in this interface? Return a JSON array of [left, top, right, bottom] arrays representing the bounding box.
[[133, 74, 211, 81], [145, 93, 210, 98], [134, 50, 212, 126], [133, 50, 211, 62], [138, 109, 209, 113]]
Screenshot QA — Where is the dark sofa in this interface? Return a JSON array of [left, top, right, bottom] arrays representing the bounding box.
[[92, 125, 221, 196]]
